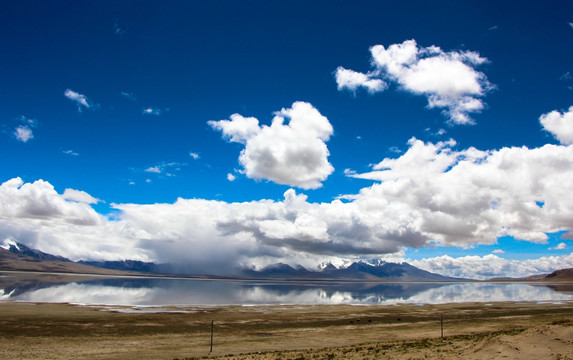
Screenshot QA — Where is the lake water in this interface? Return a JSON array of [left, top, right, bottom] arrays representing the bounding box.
[[1, 272, 573, 306]]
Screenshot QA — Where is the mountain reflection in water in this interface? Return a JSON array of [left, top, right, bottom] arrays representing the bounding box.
[[1, 273, 573, 306]]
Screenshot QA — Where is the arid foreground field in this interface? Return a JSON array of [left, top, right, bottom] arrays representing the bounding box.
[[0, 301, 572, 360]]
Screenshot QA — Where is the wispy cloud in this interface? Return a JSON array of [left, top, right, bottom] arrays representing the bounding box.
[[227, 173, 236, 182], [64, 89, 92, 112], [142, 107, 169, 116], [144, 162, 186, 177], [120, 91, 137, 101], [189, 152, 200, 160], [62, 150, 79, 156], [114, 19, 127, 36]]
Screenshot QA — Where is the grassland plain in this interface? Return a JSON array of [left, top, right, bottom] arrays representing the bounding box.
[[1, 301, 572, 359]]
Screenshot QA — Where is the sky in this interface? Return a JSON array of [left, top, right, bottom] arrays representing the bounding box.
[[2, 1, 573, 279]]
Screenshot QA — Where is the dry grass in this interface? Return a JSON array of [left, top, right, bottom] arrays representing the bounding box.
[[0, 301, 572, 360]]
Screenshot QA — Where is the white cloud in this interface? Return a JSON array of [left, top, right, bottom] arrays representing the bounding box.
[[208, 114, 261, 144], [492, 249, 505, 254], [120, 91, 136, 101], [14, 125, 33, 142], [346, 136, 573, 246], [63, 189, 100, 204], [209, 101, 334, 189], [189, 152, 200, 160], [64, 89, 92, 111], [550, 242, 567, 250], [227, 173, 236, 182], [2, 108, 573, 276], [337, 39, 492, 124], [0, 178, 149, 262], [540, 106, 573, 145], [144, 162, 185, 176], [411, 253, 573, 280], [63, 150, 79, 156], [142, 108, 162, 116], [144, 166, 161, 174], [335, 67, 386, 93]]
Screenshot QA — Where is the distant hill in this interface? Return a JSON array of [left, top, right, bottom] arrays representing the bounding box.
[[242, 261, 462, 282], [0, 240, 139, 276], [545, 268, 573, 281], [488, 268, 573, 282]]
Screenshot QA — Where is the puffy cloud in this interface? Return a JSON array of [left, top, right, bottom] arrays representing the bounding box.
[[227, 173, 236, 182], [209, 102, 334, 189], [411, 253, 573, 280], [347, 137, 573, 246], [208, 114, 261, 144], [540, 106, 573, 145], [3, 109, 573, 276], [0, 178, 149, 262], [189, 152, 200, 160], [335, 67, 386, 93], [12, 116, 37, 143], [14, 125, 33, 142], [64, 89, 92, 111], [550, 242, 567, 250], [337, 39, 492, 124]]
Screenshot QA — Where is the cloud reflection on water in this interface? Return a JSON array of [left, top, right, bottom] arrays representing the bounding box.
[[1, 276, 573, 306]]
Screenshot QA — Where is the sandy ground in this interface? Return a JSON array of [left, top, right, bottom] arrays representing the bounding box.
[[0, 301, 572, 360]]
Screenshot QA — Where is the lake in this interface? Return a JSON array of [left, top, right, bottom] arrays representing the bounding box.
[[1, 272, 572, 306]]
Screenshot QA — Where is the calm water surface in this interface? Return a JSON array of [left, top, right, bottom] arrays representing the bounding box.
[[1, 272, 572, 306]]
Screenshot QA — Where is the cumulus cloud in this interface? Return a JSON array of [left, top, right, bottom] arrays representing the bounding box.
[[347, 137, 573, 246], [227, 173, 236, 182], [337, 39, 492, 124], [2, 107, 573, 276], [189, 152, 200, 160], [411, 253, 573, 280], [12, 116, 38, 143], [14, 125, 33, 142], [0, 178, 145, 262], [550, 242, 567, 250], [64, 89, 92, 111], [540, 106, 573, 145], [335, 67, 386, 93], [209, 101, 334, 189]]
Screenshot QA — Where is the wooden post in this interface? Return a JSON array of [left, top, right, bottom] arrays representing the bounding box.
[[440, 315, 443, 339], [210, 320, 214, 353]]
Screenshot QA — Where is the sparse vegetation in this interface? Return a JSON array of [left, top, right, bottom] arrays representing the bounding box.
[[0, 301, 572, 359]]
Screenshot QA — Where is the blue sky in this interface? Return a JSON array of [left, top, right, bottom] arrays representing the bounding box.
[[2, 1, 573, 278]]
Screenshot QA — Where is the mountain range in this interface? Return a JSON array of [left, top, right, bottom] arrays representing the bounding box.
[[1, 239, 572, 282]]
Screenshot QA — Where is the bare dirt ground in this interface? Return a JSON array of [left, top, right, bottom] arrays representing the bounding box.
[[0, 301, 572, 360]]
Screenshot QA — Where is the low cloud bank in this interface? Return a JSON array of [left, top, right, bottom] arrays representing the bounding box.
[[1, 105, 572, 277]]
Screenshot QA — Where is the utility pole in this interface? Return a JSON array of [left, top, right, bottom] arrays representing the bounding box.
[[210, 320, 214, 353]]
